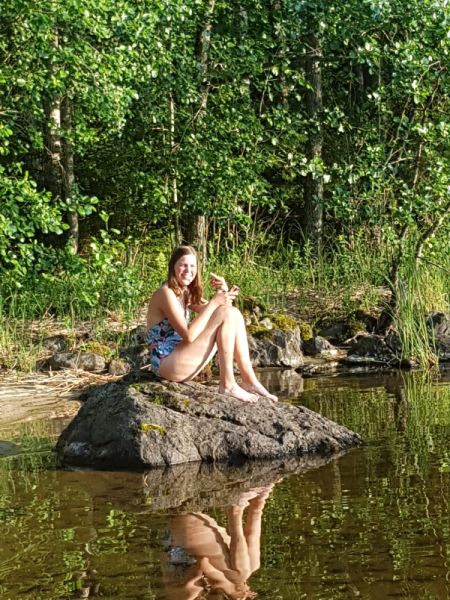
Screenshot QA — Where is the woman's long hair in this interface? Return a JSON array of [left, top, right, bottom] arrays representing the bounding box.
[[167, 246, 203, 306]]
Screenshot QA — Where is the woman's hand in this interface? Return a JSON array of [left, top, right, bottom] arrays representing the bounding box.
[[210, 272, 228, 292], [212, 287, 239, 307]]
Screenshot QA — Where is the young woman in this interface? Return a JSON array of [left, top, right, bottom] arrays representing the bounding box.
[[146, 245, 277, 403]]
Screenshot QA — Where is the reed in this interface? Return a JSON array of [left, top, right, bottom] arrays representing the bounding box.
[[393, 253, 449, 368], [0, 233, 448, 372]]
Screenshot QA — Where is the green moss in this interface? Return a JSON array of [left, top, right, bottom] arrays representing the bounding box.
[[139, 423, 167, 435], [247, 324, 273, 341], [151, 394, 164, 405], [267, 313, 298, 331], [80, 340, 114, 359], [299, 321, 314, 341]]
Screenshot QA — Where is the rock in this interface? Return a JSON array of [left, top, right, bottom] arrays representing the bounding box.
[[42, 335, 68, 353], [127, 325, 148, 346], [427, 312, 450, 361], [352, 310, 378, 333], [119, 344, 149, 371], [108, 358, 131, 376], [249, 328, 303, 368], [56, 380, 362, 469], [48, 352, 106, 372], [303, 336, 338, 357], [318, 321, 351, 343], [259, 317, 274, 329], [48, 352, 79, 370], [346, 333, 402, 365]]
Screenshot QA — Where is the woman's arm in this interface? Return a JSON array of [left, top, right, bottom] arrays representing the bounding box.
[[158, 287, 228, 343]]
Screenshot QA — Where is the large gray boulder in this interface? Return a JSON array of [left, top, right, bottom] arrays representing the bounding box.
[[56, 379, 362, 469]]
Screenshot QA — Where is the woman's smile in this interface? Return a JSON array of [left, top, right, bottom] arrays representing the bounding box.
[[175, 255, 197, 287]]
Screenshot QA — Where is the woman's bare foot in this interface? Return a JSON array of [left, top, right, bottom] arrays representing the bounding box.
[[219, 384, 258, 403], [242, 382, 278, 402], [234, 489, 260, 508]]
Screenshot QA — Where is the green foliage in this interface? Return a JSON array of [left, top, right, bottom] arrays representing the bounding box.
[[1, 0, 450, 370], [0, 167, 67, 278]]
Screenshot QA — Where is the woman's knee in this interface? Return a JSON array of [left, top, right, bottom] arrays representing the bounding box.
[[214, 304, 241, 322]]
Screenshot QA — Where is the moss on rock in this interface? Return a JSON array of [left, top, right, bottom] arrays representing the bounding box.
[[299, 321, 314, 341], [267, 313, 298, 331], [81, 340, 114, 359], [247, 324, 273, 341], [139, 422, 167, 435]]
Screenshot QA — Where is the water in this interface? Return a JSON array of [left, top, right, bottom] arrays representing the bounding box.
[[1, 370, 449, 599]]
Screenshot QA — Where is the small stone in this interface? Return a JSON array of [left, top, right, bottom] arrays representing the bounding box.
[[77, 353, 106, 372], [128, 325, 148, 345], [120, 345, 149, 371], [48, 352, 79, 371], [108, 358, 130, 376], [244, 314, 252, 326], [300, 360, 340, 376], [42, 335, 68, 353], [427, 312, 450, 361], [303, 336, 336, 356], [318, 321, 351, 343], [259, 317, 274, 329], [48, 352, 106, 372]]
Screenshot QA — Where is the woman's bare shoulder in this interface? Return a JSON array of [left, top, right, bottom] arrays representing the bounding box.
[[153, 285, 179, 304]]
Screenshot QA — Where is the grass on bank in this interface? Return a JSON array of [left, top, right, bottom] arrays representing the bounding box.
[[0, 235, 449, 372]]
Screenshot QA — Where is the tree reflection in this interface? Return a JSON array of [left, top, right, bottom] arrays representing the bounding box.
[[163, 484, 277, 600]]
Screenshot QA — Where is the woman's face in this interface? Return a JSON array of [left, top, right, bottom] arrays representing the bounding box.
[[174, 254, 197, 288]]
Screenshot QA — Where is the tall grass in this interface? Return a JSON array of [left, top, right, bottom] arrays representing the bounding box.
[[393, 254, 449, 368], [208, 233, 390, 320], [0, 232, 449, 372]]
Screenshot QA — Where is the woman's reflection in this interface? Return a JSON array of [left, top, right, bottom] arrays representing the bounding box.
[[163, 484, 276, 599]]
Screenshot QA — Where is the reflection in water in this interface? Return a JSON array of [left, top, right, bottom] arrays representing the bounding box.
[[164, 485, 276, 600], [1, 370, 450, 599]]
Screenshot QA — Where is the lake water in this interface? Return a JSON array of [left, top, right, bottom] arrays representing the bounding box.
[[1, 369, 449, 599]]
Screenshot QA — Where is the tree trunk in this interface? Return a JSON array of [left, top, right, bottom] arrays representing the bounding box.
[[303, 18, 323, 251], [181, 0, 215, 260], [168, 92, 182, 245], [43, 99, 63, 202], [43, 30, 63, 203], [183, 214, 207, 269], [61, 96, 78, 253]]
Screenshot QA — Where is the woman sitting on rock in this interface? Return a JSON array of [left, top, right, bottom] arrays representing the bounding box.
[[146, 245, 277, 403]]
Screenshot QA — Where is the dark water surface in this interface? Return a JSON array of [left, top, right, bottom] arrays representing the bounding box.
[[1, 370, 449, 599]]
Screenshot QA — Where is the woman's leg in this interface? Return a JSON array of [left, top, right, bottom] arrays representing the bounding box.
[[229, 308, 278, 402], [159, 306, 258, 402]]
